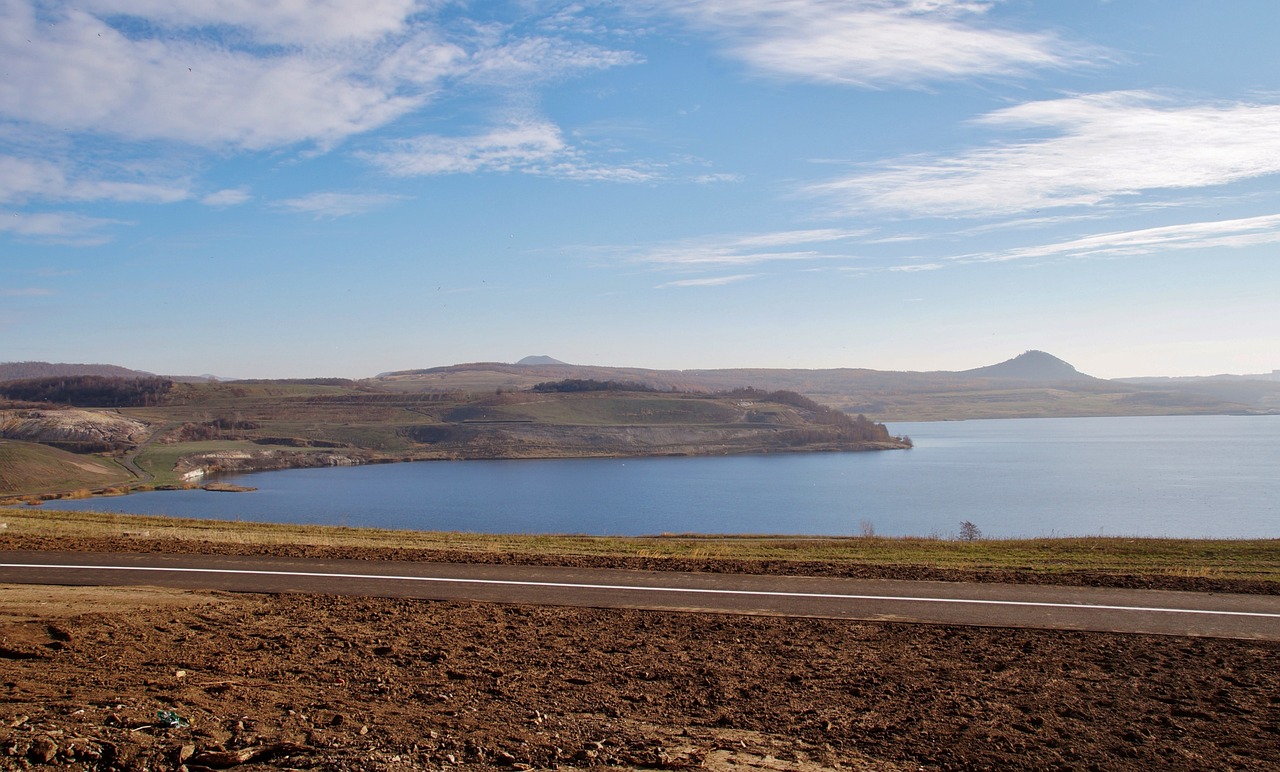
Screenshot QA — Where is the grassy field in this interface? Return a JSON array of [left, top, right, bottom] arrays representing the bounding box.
[[502, 393, 746, 425], [0, 441, 132, 495], [3, 507, 1276, 583]]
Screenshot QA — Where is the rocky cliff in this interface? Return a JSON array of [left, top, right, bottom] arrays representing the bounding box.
[[0, 409, 150, 452]]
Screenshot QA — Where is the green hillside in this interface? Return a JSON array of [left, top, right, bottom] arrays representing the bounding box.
[[0, 440, 132, 495]]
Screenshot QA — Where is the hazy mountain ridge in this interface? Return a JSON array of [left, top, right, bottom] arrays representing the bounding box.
[[9, 353, 1278, 420], [377, 352, 1276, 420], [0, 362, 219, 384], [0, 361, 154, 382]]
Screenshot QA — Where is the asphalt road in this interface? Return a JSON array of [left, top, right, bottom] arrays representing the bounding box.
[[2, 550, 1279, 641]]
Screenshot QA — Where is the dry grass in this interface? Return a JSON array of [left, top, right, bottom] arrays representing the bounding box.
[[3, 507, 1277, 583]]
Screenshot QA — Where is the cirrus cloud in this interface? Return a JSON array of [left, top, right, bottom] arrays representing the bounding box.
[[273, 191, 405, 218], [662, 0, 1091, 87], [965, 213, 1280, 263], [657, 273, 759, 288], [0, 155, 190, 205], [363, 120, 658, 182], [636, 228, 866, 266], [812, 92, 1280, 217]]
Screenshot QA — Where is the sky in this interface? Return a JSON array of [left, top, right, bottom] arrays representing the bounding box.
[[2, 0, 1278, 380]]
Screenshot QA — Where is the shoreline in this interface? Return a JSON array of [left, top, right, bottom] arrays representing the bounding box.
[[0, 438, 910, 505]]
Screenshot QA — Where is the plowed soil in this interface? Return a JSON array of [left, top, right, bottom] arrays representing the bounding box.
[[1, 538, 1278, 770]]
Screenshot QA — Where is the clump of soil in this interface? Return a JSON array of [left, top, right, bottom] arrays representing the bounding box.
[[2, 587, 1277, 771]]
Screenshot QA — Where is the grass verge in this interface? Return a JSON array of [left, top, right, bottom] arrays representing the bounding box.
[[3, 507, 1277, 584]]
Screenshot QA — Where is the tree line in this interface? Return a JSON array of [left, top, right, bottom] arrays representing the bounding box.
[[530, 379, 666, 393], [0, 376, 174, 407]]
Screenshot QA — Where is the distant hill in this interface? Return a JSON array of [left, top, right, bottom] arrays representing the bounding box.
[[959, 350, 1097, 381], [0, 361, 153, 382], [374, 352, 1271, 420], [1115, 375, 1280, 414], [10, 353, 1274, 422]]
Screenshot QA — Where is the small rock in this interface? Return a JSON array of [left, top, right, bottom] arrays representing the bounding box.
[[28, 736, 58, 764], [177, 743, 196, 763], [329, 713, 345, 727]]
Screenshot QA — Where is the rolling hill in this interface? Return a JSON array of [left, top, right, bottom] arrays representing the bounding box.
[[0, 439, 132, 495], [374, 351, 1274, 420], [0, 361, 153, 382]]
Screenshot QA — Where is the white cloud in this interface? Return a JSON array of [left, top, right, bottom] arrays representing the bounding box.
[[364, 120, 657, 181], [658, 273, 759, 288], [693, 173, 744, 184], [630, 228, 865, 267], [0, 287, 53, 297], [0, 155, 190, 205], [664, 0, 1088, 86], [814, 92, 1280, 217], [0, 2, 645, 154], [274, 192, 404, 218], [79, 0, 425, 45], [0, 210, 124, 244], [201, 187, 253, 207], [968, 213, 1280, 263], [734, 228, 865, 248], [464, 35, 642, 87], [0, 2, 461, 150], [887, 262, 944, 272]]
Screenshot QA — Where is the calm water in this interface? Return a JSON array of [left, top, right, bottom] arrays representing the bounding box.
[[39, 415, 1280, 538]]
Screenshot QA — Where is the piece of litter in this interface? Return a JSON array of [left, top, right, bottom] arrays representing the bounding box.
[[157, 710, 189, 728]]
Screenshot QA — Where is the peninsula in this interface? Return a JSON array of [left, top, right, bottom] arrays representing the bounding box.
[[0, 376, 907, 499]]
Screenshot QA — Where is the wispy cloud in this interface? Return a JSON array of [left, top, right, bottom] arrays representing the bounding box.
[[0, 155, 189, 205], [813, 92, 1280, 217], [657, 273, 759, 288], [363, 120, 657, 181], [0, 2, 457, 151], [0, 2, 640, 155], [966, 213, 1280, 263], [201, 187, 253, 207], [463, 34, 643, 87], [274, 192, 405, 218], [663, 0, 1091, 86], [78, 0, 423, 45], [0, 287, 54, 297], [631, 228, 867, 267], [0, 211, 124, 244]]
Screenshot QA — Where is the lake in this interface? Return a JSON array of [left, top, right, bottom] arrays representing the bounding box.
[[38, 414, 1280, 538]]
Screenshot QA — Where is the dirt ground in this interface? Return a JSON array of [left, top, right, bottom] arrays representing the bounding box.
[[1, 541, 1278, 771]]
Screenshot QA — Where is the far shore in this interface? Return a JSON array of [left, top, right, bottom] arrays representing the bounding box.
[[0, 439, 909, 505]]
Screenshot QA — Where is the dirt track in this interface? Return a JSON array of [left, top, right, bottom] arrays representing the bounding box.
[[2, 539, 1278, 770]]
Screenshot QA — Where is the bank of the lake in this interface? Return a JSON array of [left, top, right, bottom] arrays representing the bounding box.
[[33, 414, 1280, 539]]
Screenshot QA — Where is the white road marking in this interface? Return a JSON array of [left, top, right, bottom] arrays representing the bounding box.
[[3, 562, 1279, 619]]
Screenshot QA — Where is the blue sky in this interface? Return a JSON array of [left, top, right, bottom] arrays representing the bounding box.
[[2, 0, 1278, 379]]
